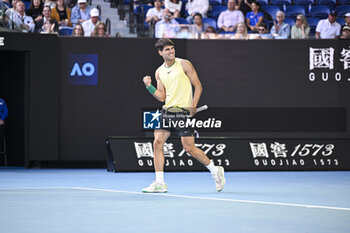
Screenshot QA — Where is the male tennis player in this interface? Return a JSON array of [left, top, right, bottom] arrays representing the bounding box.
[[142, 38, 225, 193]]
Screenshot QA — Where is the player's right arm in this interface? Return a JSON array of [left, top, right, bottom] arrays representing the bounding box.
[[143, 69, 166, 102]]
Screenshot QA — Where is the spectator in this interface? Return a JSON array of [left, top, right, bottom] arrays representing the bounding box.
[[71, 0, 91, 26], [145, 0, 163, 24], [25, 0, 43, 23], [237, 0, 255, 16], [0, 98, 8, 152], [39, 19, 57, 33], [164, 0, 181, 18], [8, 1, 35, 32], [91, 21, 109, 37], [315, 10, 341, 39], [257, 22, 273, 39], [5, 0, 18, 25], [34, 5, 58, 32], [291, 14, 309, 39], [202, 25, 217, 39], [155, 8, 179, 38], [340, 26, 350, 39], [72, 23, 84, 36], [231, 22, 249, 39], [5, 0, 17, 15], [82, 8, 99, 36], [246, 2, 263, 32], [192, 12, 209, 34], [217, 0, 244, 32], [271, 11, 290, 39], [51, 0, 72, 27], [185, 0, 209, 24], [341, 13, 350, 31]]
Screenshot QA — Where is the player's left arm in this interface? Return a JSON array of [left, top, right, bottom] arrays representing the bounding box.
[[181, 59, 202, 114]]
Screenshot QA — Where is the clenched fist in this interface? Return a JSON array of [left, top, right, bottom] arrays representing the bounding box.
[[143, 76, 152, 87]]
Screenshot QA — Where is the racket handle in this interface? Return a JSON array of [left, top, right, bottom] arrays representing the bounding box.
[[196, 105, 208, 113]]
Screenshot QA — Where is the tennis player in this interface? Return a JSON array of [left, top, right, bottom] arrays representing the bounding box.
[[142, 38, 225, 193]]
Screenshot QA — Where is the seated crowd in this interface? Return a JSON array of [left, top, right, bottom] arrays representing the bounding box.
[[142, 0, 350, 39], [1, 0, 350, 38], [2, 0, 110, 36]]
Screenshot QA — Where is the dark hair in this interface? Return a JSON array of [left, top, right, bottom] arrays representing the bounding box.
[[193, 13, 202, 19], [29, 0, 43, 10], [205, 26, 215, 33], [43, 5, 51, 12], [258, 22, 267, 29], [155, 38, 174, 51], [252, 1, 260, 7]]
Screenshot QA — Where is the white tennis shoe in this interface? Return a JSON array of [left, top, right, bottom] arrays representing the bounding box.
[[142, 181, 168, 193], [212, 166, 225, 192]]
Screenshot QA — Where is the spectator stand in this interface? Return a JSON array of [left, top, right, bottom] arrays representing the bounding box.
[[58, 27, 74, 35], [336, 5, 350, 17], [310, 5, 330, 19], [133, 4, 153, 37], [285, 5, 306, 18], [306, 16, 320, 34], [294, 0, 313, 15], [339, 0, 350, 4], [284, 17, 295, 27], [336, 17, 345, 26], [208, 5, 226, 20], [271, 0, 292, 11], [203, 17, 217, 30], [105, 17, 111, 35], [257, 0, 269, 7], [109, 0, 350, 38], [316, 0, 336, 11]]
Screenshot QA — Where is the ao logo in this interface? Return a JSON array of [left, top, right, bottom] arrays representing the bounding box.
[[68, 54, 98, 85], [70, 62, 95, 76]]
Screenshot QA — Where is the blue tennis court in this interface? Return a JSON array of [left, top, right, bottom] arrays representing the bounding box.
[[1, 168, 350, 233]]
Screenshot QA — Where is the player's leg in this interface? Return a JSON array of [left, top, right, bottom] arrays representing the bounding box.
[[181, 135, 210, 166], [181, 136, 226, 192], [142, 129, 171, 193], [153, 129, 171, 173]]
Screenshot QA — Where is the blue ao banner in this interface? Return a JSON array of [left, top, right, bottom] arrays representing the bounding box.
[[68, 54, 98, 85]]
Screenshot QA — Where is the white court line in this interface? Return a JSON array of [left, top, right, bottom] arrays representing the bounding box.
[[73, 187, 350, 212], [0, 187, 79, 190]]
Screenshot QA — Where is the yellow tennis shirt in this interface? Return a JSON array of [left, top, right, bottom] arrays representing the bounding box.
[[158, 58, 193, 109]]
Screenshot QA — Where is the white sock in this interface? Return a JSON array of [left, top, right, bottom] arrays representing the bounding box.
[[155, 171, 164, 184], [206, 160, 218, 175]]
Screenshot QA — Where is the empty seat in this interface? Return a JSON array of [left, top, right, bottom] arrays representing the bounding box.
[[271, 0, 292, 9], [209, 0, 222, 5], [261, 5, 281, 21], [336, 5, 350, 16], [257, 0, 269, 6], [316, 0, 336, 10], [59, 27, 73, 36], [175, 17, 189, 24], [310, 5, 330, 18], [203, 17, 217, 30], [284, 17, 296, 27], [306, 17, 320, 33], [339, 0, 350, 5], [294, 0, 314, 15], [285, 5, 306, 18], [208, 5, 227, 19], [336, 17, 345, 26]]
